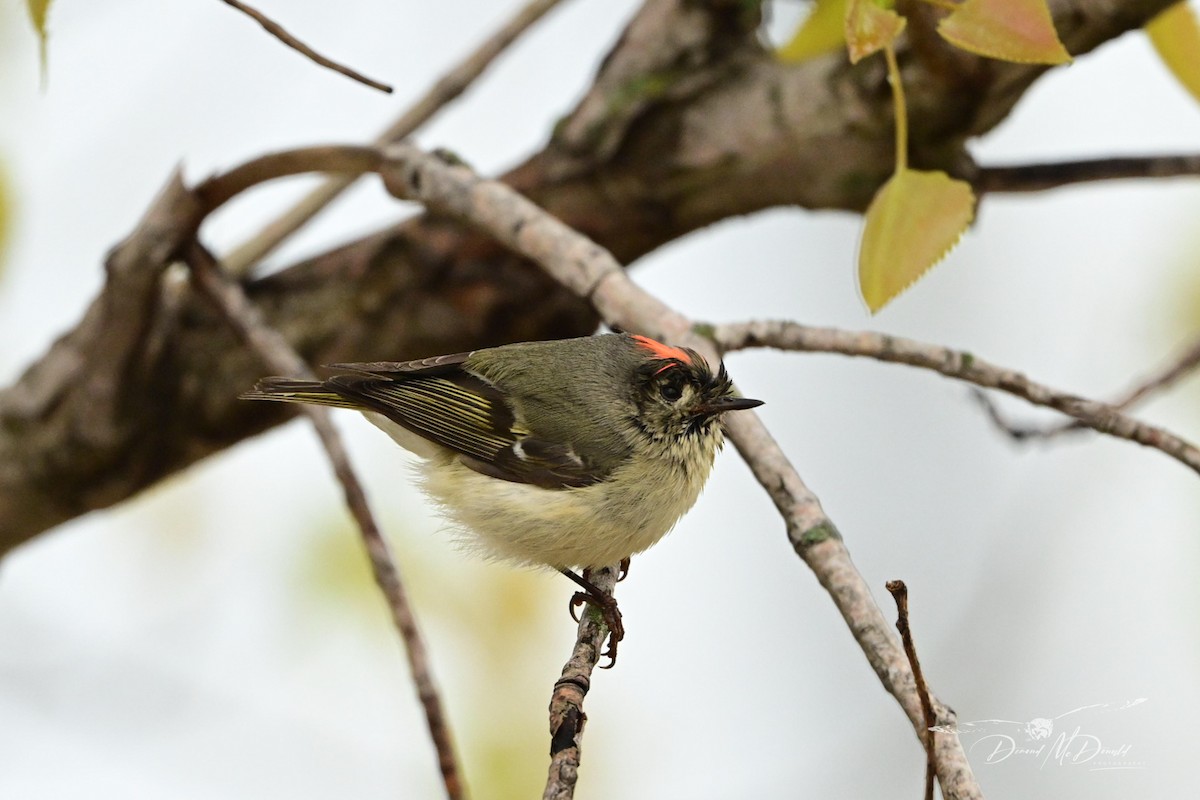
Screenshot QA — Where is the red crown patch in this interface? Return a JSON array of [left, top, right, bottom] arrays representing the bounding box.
[[632, 335, 693, 365]]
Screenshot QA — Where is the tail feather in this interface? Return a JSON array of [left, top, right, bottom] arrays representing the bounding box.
[[241, 378, 362, 410]]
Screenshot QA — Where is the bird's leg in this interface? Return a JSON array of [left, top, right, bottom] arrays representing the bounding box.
[[560, 567, 625, 668]]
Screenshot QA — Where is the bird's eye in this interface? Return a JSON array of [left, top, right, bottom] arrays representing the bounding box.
[[660, 382, 683, 401]]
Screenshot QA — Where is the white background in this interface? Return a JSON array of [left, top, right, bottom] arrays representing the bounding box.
[[1, 1, 1198, 798]]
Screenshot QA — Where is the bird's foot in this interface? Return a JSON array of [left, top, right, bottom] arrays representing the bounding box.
[[561, 568, 626, 668], [568, 591, 624, 667]]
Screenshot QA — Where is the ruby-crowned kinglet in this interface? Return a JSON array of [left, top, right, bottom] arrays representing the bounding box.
[[244, 332, 762, 661]]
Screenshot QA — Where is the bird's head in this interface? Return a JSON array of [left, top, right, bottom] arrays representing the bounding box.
[[626, 334, 762, 442]]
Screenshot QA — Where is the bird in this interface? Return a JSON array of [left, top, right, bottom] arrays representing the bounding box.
[[243, 332, 762, 663]]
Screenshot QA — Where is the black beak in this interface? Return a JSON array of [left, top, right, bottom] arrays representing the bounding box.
[[695, 396, 764, 416]]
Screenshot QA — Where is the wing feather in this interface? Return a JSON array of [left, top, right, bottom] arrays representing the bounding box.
[[327, 352, 472, 377], [331, 369, 602, 489], [248, 353, 607, 488]]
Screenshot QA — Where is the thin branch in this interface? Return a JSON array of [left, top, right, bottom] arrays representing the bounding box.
[[974, 154, 1200, 194], [887, 580, 937, 800], [978, 333, 1200, 441], [184, 243, 464, 800], [195, 145, 383, 212], [712, 319, 1200, 477], [1107, 335, 1200, 410], [219, 0, 393, 93], [377, 142, 984, 800], [223, 0, 567, 276], [971, 390, 1048, 441], [543, 565, 619, 800]]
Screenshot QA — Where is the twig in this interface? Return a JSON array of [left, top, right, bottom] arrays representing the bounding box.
[[977, 333, 1200, 441], [543, 565, 618, 800], [376, 142, 984, 800], [219, 0, 393, 93], [195, 146, 383, 212], [223, 0, 567, 276], [711, 319, 1200, 477], [974, 154, 1200, 194], [184, 242, 465, 800], [887, 581, 937, 800], [971, 391, 1047, 440]]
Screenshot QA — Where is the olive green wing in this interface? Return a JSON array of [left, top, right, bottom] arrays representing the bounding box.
[[246, 356, 604, 489]]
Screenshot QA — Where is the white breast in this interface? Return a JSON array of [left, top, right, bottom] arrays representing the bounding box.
[[364, 408, 723, 569], [418, 431, 721, 569]]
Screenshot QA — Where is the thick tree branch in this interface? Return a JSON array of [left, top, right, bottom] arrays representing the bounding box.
[[378, 142, 984, 800], [0, 172, 202, 546], [711, 320, 1200, 476]]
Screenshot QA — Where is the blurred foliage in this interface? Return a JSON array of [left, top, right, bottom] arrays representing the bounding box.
[[844, 0, 905, 64], [937, 0, 1070, 65], [776, 0, 1077, 309], [779, 0, 1071, 66], [24, 0, 52, 77], [1146, 1, 1200, 106], [299, 514, 383, 616], [777, 0, 846, 62]]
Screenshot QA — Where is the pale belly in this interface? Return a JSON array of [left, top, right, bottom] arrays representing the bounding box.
[[421, 447, 717, 569], [365, 410, 720, 568]]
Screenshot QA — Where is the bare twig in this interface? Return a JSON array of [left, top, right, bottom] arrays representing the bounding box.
[[543, 565, 619, 800], [377, 142, 984, 799], [223, 0, 567, 275], [977, 333, 1200, 441], [195, 145, 383, 212], [1106, 335, 1200, 409], [970, 391, 1047, 440], [974, 154, 1200, 194], [711, 319, 1200, 477], [185, 242, 464, 800], [887, 580, 937, 800], [219, 0, 392, 93]]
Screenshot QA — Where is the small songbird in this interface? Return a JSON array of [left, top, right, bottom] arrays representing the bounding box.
[[244, 332, 762, 662]]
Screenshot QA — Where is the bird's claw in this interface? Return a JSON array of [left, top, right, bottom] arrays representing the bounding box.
[[568, 590, 625, 668]]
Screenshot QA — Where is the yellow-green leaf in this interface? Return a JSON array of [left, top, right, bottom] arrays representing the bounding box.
[[846, 0, 906, 64], [778, 0, 848, 63], [25, 0, 54, 75], [938, 0, 1071, 65], [858, 168, 975, 312], [1146, 2, 1200, 105]]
